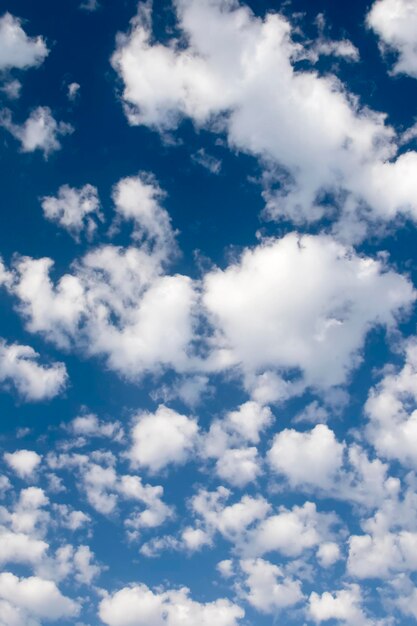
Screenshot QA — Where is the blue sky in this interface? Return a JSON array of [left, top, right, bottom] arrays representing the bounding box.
[[1, 0, 417, 625]]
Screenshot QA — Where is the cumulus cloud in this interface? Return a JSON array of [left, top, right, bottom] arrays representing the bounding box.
[[203, 233, 414, 391], [41, 184, 102, 239], [98, 583, 244, 626], [368, 0, 417, 78], [0, 572, 79, 625], [0, 13, 48, 71], [309, 584, 372, 625], [0, 107, 73, 157], [366, 339, 417, 468], [112, 173, 178, 264], [4, 450, 41, 479], [241, 501, 339, 559], [0, 341, 67, 401], [7, 173, 197, 378], [128, 405, 199, 473], [268, 425, 344, 489], [238, 558, 303, 614], [111, 0, 417, 238]]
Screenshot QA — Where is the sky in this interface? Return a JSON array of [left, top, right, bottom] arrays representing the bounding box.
[[1, 0, 417, 624]]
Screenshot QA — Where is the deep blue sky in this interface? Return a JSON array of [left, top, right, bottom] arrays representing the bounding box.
[[1, 1, 417, 625]]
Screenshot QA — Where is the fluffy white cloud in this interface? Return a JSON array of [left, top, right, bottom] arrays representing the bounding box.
[[0, 107, 73, 157], [4, 450, 41, 479], [0, 341, 67, 401], [129, 405, 199, 472], [0, 572, 79, 624], [268, 425, 344, 489], [99, 583, 244, 626], [366, 340, 417, 468], [0, 13, 48, 70], [238, 558, 303, 613], [368, 0, 417, 77], [242, 501, 339, 558], [112, 173, 177, 264], [348, 529, 417, 579], [0, 529, 47, 567], [203, 233, 414, 390], [8, 173, 197, 378], [112, 0, 417, 237], [41, 184, 102, 239], [309, 585, 371, 625], [215, 447, 261, 487], [69, 413, 123, 441]]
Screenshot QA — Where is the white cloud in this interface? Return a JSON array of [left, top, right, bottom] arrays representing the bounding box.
[[1, 79, 22, 100], [0, 107, 73, 157], [67, 82, 80, 101], [309, 584, 371, 625], [367, 0, 417, 78], [267, 425, 344, 489], [238, 558, 303, 614], [316, 542, 341, 568], [4, 450, 41, 479], [99, 583, 244, 626], [366, 339, 417, 468], [203, 233, 414, 390], [9, 175, 196, 377], [0, 572, 79, 624], [129, 405, 199, 473], [348, 529, 417, 579], [41, 184, 102, 239], [112, 173, 177, 264], [215, 447, 261, 487], [112, 0, 417, 237], [0, 340, 67, 401], [0, 13, 48, 70], [0, 529, 47, 567], [69, 413, 123, 441], [242, 501, 339, 559]]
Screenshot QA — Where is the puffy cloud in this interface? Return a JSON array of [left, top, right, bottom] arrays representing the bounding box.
[[309, 584, 372, 625], [8, 173, 197, 378], [348, 529, 417, 579], [112, 173, 177, 264], [191, 488, 270, 541], [0, 529, 47, 567], [47, 452, 172, 528], [0, 13, 48, 71], [129, 405, 199, 473], [200, 402, 271, 486], [238, 558, 303, 614], [98, 583, 244, 626], [4, 450, 41, 479], [366, 340, 417, 468], [203, 233, 414, 390], [112, 0, 417, 237], [69, 413, 124, 441], [0, 573, 79, 624], [267, 425, 344, 489], [41, 184, 102, 240], [214, 447, 261, 487], [0, 107, 73, 157], [0, 340, 67, 401], [367, 0, 417, 78], [242, 501, 339, 558], [316, 542, 341, 568]]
